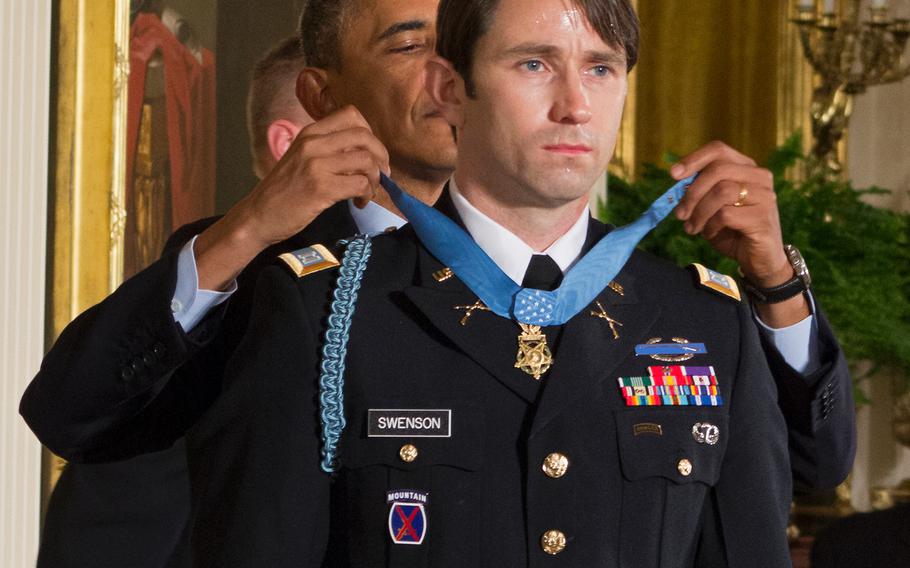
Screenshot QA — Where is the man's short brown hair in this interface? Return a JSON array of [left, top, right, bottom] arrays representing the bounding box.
[[436, 0, 640, 96], [297, 0, 358, 71], [246, 36, 308, 178]]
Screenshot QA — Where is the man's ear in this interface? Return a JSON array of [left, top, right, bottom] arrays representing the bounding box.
[[267, 119, 304, 162], [425, 56, 465, 130], [296, 67, 337, 120]]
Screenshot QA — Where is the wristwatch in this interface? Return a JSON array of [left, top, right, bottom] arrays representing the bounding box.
[[742, 245, 811, 304]]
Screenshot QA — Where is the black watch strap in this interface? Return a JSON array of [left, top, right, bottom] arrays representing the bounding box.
[[742, 276, 808, 304]]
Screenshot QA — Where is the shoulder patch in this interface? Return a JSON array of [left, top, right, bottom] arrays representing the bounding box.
[[689, 263, 741, 302], [279, 244, 340, 278]]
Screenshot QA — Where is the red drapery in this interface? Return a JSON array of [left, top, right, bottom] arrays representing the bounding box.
[[126, 12, 216, 231]]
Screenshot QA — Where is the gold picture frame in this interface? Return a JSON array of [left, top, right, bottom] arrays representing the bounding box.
[[45, 0, 130, 505]]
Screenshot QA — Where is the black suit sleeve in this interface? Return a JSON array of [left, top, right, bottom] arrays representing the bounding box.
[[19, 218, 226, 461], [762, 306, 856, 491], [186, 265, 331, 568]]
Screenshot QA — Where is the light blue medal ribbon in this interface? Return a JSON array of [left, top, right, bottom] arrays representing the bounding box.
[[380, 173, 695, 326]]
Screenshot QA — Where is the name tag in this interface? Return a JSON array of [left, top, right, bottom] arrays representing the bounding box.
[[368, 409, 452, 438]]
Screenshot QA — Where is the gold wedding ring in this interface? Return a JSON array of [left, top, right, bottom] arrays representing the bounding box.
[[733, 185, 748, 207]]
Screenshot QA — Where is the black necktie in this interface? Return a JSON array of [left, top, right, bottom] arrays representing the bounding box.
[[521, 254, 563, 291]]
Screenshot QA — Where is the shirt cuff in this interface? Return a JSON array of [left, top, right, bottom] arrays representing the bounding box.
[[753, 292, 821, 376], [171, 235, 237, 332]]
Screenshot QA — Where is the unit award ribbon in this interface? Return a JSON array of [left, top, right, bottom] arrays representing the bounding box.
[[379, 173, 695, 327]]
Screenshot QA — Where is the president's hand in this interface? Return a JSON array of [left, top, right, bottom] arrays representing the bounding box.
[[195, 106, 390, 291], [670, 141, 809, 327]]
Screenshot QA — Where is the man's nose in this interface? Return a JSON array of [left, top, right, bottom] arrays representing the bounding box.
[[548, 72, 592, 125]]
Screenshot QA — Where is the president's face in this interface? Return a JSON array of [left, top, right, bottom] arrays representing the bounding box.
[[458, 0, 628, 208], [330, 0, 456, 179]]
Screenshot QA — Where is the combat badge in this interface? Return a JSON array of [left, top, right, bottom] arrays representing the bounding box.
[[690, 263, 741, 302], [635, 337, 707, 362], [278, 244, 339, 277], [387, 490, 429, 545]]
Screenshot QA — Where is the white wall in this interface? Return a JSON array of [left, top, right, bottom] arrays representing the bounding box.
[[845, 71, 910, 511], [848, 79, 910, 213], [0, 0, 52, 564]]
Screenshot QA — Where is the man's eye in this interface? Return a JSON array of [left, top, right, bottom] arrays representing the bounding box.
[[591, 65, 611, 77], [392, 42, 426, 54], [523, 60, 544, 72]]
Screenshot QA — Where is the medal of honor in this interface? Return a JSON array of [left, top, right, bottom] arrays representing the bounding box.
[[379, 173, 693, 382], [379, 173, 694, 327], [514, 323, 553, 380]]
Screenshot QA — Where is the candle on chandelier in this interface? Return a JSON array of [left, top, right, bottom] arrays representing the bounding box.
[[822, 0, 836, 13]]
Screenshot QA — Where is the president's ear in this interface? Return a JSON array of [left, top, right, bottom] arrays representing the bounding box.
[[425, 56, 465, 130], [296, 67, 337, 120]]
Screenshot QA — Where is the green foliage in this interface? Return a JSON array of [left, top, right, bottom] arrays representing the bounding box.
[[600, 133, 910, 385]]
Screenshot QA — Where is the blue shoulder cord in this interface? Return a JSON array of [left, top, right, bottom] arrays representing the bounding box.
[[318, 234, 373, 473]]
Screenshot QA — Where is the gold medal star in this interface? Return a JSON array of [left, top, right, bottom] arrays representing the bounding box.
[[514, 323, 553, 380]]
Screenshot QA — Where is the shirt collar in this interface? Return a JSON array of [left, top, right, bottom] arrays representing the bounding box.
[[448, 177, 591, 285], [347, 199, 407, 236]]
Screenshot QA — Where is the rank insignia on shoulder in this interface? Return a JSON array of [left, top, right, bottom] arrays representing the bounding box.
[[689, 263, 741, 302], [387, 490, 428, 545], [278, 244, 339, 278], [617, 365, 723, 407]]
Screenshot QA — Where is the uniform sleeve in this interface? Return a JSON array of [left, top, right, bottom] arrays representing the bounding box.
[[186, 264, 331, 568], [19, 221, 228, 461], [707, 301, 793, 566], [762, 305, 855, 491]]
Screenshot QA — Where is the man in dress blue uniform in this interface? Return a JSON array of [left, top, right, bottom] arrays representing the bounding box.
[[185, 0, 821, 565], [22, 1, 851, 552]]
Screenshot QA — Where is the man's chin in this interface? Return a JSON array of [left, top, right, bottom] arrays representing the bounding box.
[[521, 170, 600, 203]]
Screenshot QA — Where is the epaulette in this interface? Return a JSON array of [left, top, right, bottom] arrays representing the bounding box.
[[688, 263, 741, 302], [278, 244, 340, 278]]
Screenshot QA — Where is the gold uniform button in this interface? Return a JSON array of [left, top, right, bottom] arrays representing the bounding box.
[[677, 458, 693, 477], [542, 452, 569, 478], [399, 444, 419, 463], [541, 529, 567, 555]]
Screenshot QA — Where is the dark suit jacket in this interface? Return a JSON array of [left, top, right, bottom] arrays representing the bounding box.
[[29, 202, 357, 568], [811, 503, 910, 567], [186, 217, 794, 567]]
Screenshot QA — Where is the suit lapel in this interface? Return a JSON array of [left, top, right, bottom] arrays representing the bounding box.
[[529, 266, 662, 438], [402, 189, 542, 402], [403, 246, 541, 404]]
